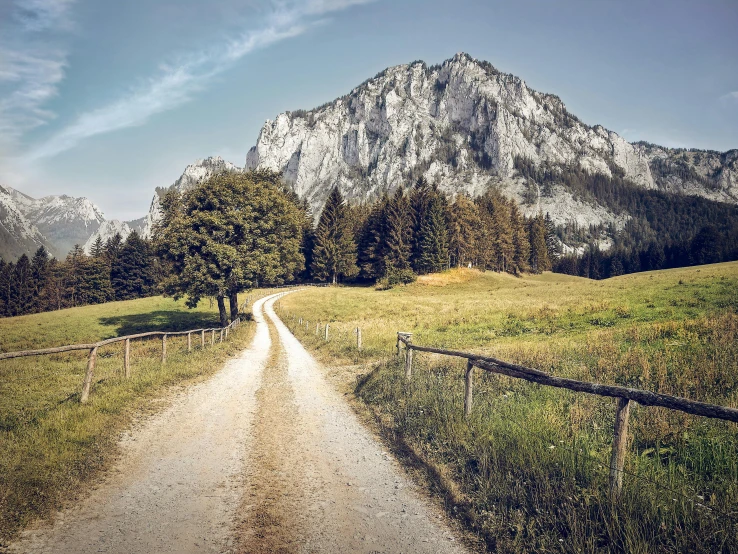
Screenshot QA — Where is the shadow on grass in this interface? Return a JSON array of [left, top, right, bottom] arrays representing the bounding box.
[[98, 310, 221, 337]]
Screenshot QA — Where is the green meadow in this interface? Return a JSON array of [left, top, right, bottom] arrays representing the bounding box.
[[278, 263, 738, 553], [0, 294, 259, 545]]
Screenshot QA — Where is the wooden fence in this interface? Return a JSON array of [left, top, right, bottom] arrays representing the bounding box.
[[0, 317, 242, 404], [396, 331, 738, 500]]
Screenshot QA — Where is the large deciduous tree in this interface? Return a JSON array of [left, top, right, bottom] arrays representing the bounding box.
[[156, 170, 305, 326]]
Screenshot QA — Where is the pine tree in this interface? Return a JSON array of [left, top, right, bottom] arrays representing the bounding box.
[[311, 187, 359, 284], [544, 213, 561, 262], [511, 202, 530, 274], [90, 236, 105, 258], [449, 194, 481, 268], [105, 233, 124, 263], [111, 231, 156, 300], [383, 187, 413, 272], [409, 177, 434, 271], [528, 212, 550, 273], [356, 195, 389, 280], [30, 246, 50, 312], [13, 254, 33, 315], [416, 194, 450, 274]]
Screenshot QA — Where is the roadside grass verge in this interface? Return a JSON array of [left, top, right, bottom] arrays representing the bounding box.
[[0, 294, 260, 545], [277, 262, 738, 553]]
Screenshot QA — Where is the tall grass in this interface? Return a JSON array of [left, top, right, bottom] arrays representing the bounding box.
[[0, 294, 258, 545], [279, 263, 738, 552]]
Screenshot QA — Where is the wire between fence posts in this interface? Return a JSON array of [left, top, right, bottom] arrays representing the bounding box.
[[80, 346, 97, 404], [610, 398, 632, 500]]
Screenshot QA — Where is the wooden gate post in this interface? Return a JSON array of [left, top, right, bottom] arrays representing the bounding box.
[[356, 327, 362, 351], [464, 359, 474, 418], [124, 338, 131, 378], [162, 334, 167, 364], [187, 332, 192, 352], [325, 324, 329, 341], [201, 330, 205, 348], [609, 397, 632, 500], [404, 338, 414, 380], [80, 346, 98, 403]]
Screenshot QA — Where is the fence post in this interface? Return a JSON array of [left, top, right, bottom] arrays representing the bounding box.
[[211, 330, 215, 346], [80, 346, 97, 403], [325, 323, 329, 341], [162, 334, 167, 364], [316, 322, 320, 335], [356, 327, 362, 350], [124, 338, 130, 378], [464, 359, 474, 418], [187, 332, 192, 352], [404, 337, 413, 380], [220, 329, 224, 343], [201, 330, 205, 348], [225, 327, 229, 339], [609, 397, 632, 500]]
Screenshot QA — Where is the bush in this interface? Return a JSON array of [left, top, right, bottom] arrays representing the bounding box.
[[375, 266, 416, 290]]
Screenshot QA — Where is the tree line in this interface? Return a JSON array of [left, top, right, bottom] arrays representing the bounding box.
[[0, 232, 157, 317]]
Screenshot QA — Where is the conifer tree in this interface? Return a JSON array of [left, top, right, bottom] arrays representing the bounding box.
[[511, 203, 530, 274], [311, 187, 358, 284], [90, 236, 106, 258], [111, 231, 156, 300], [356, 194, 389, 280], [528, 212, 550, 273], [30, 246, 50, 311], [383, 187, 413, 272], [450, 194, 481, 268], [105, 233, 124, 264], [409, 177, 434, 270], [416, 194, 450, 274]]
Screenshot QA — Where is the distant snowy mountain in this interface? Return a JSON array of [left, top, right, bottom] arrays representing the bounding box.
[[82, 220, 132, 254], [0, 186, 56, 260]]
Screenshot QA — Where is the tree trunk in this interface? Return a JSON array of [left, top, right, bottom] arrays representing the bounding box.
[[228, 291, 239, 322], [217, 295, 228, 327], [332, 272, 337, 286]]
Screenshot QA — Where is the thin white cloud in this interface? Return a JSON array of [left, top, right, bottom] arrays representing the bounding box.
[[24, 0, 374, 162], [0, 0, 75, 145], [720, 91, 738, 103]]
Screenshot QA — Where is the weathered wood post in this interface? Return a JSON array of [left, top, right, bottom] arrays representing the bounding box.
[[464, 359, 474, 418], [187, 332, 192, 352], [325, 323, 330, 341], [225, 327, 229, 339], [396, 333, 401, 357], [609, 397, 632, 500], [124, 338, 130, 378], [316, 322, 320, 335], [162, 334, 167, 364], [211, 330, 215, 346], [404, 336, 414, 380], [356, 327, 362, 350], [80, 346, 98, 403], [201, 330, 205, 348], [220, 329, 224, 343]]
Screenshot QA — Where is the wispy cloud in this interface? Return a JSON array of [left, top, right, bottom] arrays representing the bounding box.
[[0, 0, 75, 146], [24, 0, 372, 161], [720, 91, 738, 103]]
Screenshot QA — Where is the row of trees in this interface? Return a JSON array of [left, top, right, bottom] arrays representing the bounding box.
[[0, 232, 157, 318], [308, 178, 559, 285]]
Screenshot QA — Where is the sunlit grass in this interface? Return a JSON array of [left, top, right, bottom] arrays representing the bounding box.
[[278, 262, 738, 553]]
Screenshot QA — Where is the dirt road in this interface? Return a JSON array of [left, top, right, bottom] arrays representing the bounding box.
[[10, 292, 469, 554]]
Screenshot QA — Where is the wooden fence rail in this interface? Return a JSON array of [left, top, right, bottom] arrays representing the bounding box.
[[0, 317, 242, 404], [396, 332, 738, 499]]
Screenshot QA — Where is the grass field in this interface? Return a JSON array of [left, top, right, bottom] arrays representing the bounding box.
[[0, 293, 263, 545], [277, 263, 738, 553]]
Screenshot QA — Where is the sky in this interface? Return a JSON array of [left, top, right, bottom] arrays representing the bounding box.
[[1, 0, 737, 221]]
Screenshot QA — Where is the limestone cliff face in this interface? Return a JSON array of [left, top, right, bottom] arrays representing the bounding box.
[[246, 53, 736, 226]]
